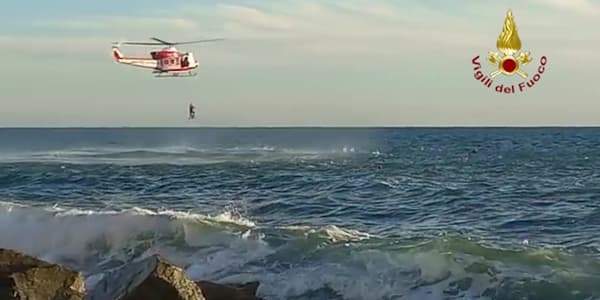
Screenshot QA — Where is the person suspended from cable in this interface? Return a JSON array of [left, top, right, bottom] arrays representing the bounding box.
[[189, 103, 196, 120]]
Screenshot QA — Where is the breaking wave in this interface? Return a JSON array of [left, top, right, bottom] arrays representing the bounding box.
[[1, 201, 599, 300]]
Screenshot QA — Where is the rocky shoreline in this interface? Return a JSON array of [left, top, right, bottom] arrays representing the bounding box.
[[0, 248, 262, 300]]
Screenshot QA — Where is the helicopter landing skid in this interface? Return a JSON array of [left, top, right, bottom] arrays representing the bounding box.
[[155, 72, 197, 78]]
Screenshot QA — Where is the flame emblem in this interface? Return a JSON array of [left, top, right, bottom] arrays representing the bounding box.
[[488, 10, 532, 78]]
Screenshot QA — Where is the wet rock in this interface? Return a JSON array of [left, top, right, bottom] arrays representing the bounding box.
[[286, 285, 343, 300], [88, 255, 204, 300], [196, 281, 262, 300], [0, 248, 85, 300]]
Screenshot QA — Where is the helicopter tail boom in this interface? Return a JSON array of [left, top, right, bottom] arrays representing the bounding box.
[[111, 46, 158, 69]]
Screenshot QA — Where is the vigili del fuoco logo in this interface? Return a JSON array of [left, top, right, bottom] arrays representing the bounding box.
[[472, 10, 548, 94]]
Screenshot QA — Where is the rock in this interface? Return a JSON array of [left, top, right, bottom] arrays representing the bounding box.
[[196, 281, 262, 300], [0, 248, 85, 300], [88, 255, 204, 300]]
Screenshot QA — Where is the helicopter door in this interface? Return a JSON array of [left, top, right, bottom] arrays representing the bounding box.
[[181, 55, 189, 68]]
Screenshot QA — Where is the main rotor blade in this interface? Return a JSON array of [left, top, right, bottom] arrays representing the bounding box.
[[173, 39, 225, 45], [150, 37, 173, 45], [121, 42, 166, 46], [119, 38, 224, 46]]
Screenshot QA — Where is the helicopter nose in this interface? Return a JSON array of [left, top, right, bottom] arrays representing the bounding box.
[[188, 54, 199, 67]]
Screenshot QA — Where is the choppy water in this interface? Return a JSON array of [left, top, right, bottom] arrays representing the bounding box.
[[0, 128, 599, 300]]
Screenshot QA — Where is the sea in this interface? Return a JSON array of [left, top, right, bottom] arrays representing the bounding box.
[[0, 128, 599, 300]]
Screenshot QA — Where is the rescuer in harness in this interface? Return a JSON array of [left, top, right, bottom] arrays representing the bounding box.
[[189, 103, 196, 120]]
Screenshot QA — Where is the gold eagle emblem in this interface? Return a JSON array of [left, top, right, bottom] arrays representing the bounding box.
[[488, 10, 532, 78]]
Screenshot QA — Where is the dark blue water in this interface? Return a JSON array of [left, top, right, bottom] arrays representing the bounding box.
[[1, 128, 599, 299]]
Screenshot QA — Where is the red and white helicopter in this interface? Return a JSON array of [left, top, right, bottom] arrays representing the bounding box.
[[112, 37, 223, 77]]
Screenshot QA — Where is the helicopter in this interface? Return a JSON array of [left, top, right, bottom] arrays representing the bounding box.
[[111, 37, 223, 77]]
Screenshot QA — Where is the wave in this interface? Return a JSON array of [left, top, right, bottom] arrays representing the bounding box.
[[0, 201, 256, 267], [0, 145, 378, 165], [281, 225, 372, 243], [45, 206, 257, 228], [1, 202, 599, 299]]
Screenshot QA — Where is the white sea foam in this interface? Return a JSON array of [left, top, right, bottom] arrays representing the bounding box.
[[0, 144, 367, 165], [0, 202, 256, 268], [0, 200, 593, 299], [318, 225, 371, 242], [228, 248, 471, 300], [377, 178, 401, 188], [282, 224, 372, 243], [41, 205, 256, 227]]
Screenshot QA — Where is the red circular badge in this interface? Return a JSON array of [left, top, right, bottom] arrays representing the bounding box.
[[502, 58, 517, 73]]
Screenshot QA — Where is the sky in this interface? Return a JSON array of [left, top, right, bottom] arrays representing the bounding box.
[[1, 0, 599, 127]]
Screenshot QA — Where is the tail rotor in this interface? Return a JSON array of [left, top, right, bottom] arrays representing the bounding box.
[[111, 43, 123, 62]]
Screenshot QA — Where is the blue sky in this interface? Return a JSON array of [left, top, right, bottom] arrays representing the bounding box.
[[1, 0, 599, 126]]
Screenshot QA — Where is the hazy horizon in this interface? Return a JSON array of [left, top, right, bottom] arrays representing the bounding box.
[[2, 126, 600, 129]]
